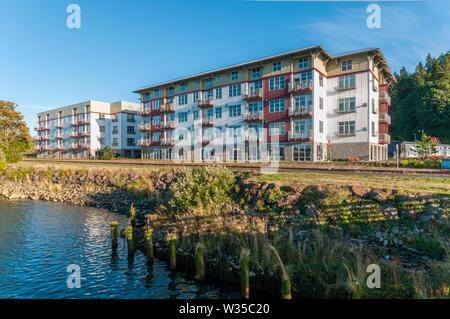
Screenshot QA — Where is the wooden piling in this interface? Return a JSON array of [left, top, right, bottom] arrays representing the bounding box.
[[144, 227, 154, 264], [240, 249, 250, 299], [110, 221, 118, 249], [126, 225, 135, 256], [281, 276, 292, 299], [195, 243, 205, 281], [168, 234, 176, 270]]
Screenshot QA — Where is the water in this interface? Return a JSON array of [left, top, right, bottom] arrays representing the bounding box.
[[0, 200, 242, 299]]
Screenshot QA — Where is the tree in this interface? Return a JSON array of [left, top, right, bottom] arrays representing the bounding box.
[[0, 100, 32, 162], [101, 145, 117, 160], [412, 133, 438, 158]]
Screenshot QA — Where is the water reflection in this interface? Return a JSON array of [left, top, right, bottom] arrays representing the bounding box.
[[0, 199, 243, 299]]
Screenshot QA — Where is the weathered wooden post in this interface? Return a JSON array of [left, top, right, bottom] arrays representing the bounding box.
[[126, 225, 135, 256], [240, 249, 250, 299], [110, 221, 118, 250], [168, 234, 177, 270], [144, 227, 154, 264], [130, 203, 136, 227], [281, 276, 292, 299], [195, 243, 205, 281]]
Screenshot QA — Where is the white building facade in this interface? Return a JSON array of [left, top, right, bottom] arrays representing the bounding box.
[[35, 100, 142, 159], [134, 46, 395, 162]]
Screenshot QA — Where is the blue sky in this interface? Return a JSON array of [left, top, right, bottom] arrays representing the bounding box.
[[0, 0, 448, 134]]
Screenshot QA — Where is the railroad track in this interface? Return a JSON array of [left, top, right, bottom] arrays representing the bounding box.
[[21, 158, 450, 178]]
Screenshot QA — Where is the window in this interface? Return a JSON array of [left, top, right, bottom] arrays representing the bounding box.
[[231, 71, 238, 81], [206, 90, 213, 98], [216, 75, 221, 81], [169, 87, 174, 95], [342, 60, 353, 71], [207, 108, 214, 118], [153, 99, 161, 110], [100, 126, 105, 133], [145, 93, 150, 100], [249, 102, 262, 112], [319, 74, 324, 87], [193, 110, 199, 120], [154, 89, 159, 97], [127, 126, 135, 134], [127, 114, 135, 122], [252, 68, 261, 79], [372, 121, 376, 136], [178, 112, 188, 123], [254, 80, 263, 89], [215, 87, 222, 99], [127, 138, 135, 146], [229, 84, 241, 97], [338, 97, 356, 113], [293, 144, 312, 161], [112, 126, 118, 134], [113, 138, 118, 146], [99, 138, 105, 145], [338, 74, 356, 90], [178, 94, 188, 105], [298, 57, 309, 69], [269, 122, 286, 136], [372, 98, 377, 113], [319, 121, 323, 133], [152, 115, 161, 126], [194, 80, 198, 86], [205, 79, 213, 89], [229, 105, 241, 117], [269, 98, 286, 113], [152, 132, 161, 142], [99, 114, 105, 120], [269, 76, 285, 91], [215, 107, 222, 119], [319, 97, 324, 109], [193, 92, 199, 103], [272, 61, 281, 71], [180, 83, 186, 92], [338, 121, 356, 136]]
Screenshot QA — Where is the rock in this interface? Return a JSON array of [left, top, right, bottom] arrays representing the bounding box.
[[305, 204, 320, 219], [418, 215, 434, 223], [351, 185, 367, 198], [383, 205, 399, 220], [426, 204, 444, 215], [280, 185, 296, 193], [368, 189, 390, 203], [400, 209, 417, 220], [8, 191, 23, 199]]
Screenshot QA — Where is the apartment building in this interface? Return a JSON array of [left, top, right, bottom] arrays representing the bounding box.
[[35, 101, 141, 159], [133, 45, 394, 162]]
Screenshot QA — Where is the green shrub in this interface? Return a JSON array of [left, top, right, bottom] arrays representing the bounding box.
[[0, 149, 6, 170], [2, 139, 29, 163], [101, 146, 118, 160], [168, 165, 235, 215]]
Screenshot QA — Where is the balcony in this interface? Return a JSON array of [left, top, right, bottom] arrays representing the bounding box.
[[70, 132, 79, 138], [197, 96, 214, 108], [379, 112, 391, 125], [161, 120, 175, 130], [243, 88, 263, 101], [201, 135, 214, 145], [201, 116, 214, 127], [138, 139, 151, 147], [80, 131, 91, 137], [288, 130, 313, 142], [39, 136, 50, 141], [138, 123, 151, 132], [379, 91, 391, 105], [55, 121, 63, 128], [379, 133, 390, 144], [336, 83, 356, 91], [288, 105, 313, 118], [140, 109, 151, 117], [243, 111, 263, 122], [289, 80, 313, 95], [161, 136, 175, 147], [162, 103, 175, 113], [55, 133, 63, 139]]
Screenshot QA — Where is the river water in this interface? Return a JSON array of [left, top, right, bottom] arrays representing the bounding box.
[[0, 200, 242, 299]]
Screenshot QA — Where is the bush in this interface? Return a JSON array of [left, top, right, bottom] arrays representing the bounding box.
[[168, 165, 235, 215], [101, 146, 118, 160], [2, 139, 30, 163], [0, 148, 6, 170]]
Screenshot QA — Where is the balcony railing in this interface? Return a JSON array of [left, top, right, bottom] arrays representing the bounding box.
[[289, 79, 313, 94], [201, 116, 214, 127], [379, 91, 391, 105], [337, 82, 356, 91], [245, 133, 264, 143], [288, 105, 313, 118], [243, 111, 263, 122], [161, 136, 175, 146], [161, 103, 175, 113], [379, 112, 391, 125], [243, 88, 263, 101], [161, 120, 175, 129], [55, 133, 63, 139], [197, 96, 214, 108], [379, 133, 391, 144], [288, 130, 313, 141], [138, 123, 151, 131], [55, 120, 63, 128], [138, 139, 152, 147], [140, 108, 151, 116]]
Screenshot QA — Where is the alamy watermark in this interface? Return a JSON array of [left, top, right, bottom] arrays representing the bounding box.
[[66, 4, 81, 29], [66, 264, 81, 288]]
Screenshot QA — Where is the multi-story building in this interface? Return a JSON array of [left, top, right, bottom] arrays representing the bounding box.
[[35, 100, 141, 159], [133, 46, 394, 162]]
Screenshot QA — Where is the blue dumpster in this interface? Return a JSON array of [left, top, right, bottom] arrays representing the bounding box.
[[442, 158, 450, 169]]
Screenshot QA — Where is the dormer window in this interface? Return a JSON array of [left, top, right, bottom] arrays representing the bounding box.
[[342, 60, 353, 71]]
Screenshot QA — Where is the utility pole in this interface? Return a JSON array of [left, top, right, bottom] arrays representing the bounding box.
[[396, 144, 399, 169]]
